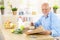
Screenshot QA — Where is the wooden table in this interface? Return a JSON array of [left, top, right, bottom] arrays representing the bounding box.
[[0, 26, 54, 40], [0, 30, 5, 40]]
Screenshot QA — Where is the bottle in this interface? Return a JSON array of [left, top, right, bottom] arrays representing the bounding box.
[[17, 17, 24, 31]]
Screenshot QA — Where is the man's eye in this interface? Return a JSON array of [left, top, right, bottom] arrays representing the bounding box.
[[42, 9, 48, 10]]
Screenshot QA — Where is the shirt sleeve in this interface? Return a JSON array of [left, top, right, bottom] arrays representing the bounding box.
[[34, 17, 42, 28], [51, 30, 59, 37], [50, 13, 60, 37], [51, 22, 60, 37]]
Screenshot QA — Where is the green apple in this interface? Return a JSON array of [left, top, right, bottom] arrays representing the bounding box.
[[20, 25, 24, 31]]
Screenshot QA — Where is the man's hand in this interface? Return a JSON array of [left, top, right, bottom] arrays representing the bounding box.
[[30, 22, 34, 26]]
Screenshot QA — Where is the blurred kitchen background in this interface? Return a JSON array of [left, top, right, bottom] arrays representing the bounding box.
[[0, 0, 60, 27]]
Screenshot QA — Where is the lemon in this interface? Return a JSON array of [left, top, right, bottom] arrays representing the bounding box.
[[11, 29, 15, 33]]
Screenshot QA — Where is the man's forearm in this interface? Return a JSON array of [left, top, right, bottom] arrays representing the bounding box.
[[31, 26, 44, 33], [39, 30, 52, 35], [25, 26, 52, 35], [25, 26, 44, 35]]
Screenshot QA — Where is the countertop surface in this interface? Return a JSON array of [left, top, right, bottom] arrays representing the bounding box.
[[0, 30, 5, 40], [0, 25, 54, 40]]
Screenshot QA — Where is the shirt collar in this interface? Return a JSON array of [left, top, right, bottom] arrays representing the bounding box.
[[43, 12, 51, 18]]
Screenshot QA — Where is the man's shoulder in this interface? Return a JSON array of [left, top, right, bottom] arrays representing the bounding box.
[[49, 12, 57, 17]]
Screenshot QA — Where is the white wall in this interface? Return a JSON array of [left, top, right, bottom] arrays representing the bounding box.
[[4, 0, 60, 15]]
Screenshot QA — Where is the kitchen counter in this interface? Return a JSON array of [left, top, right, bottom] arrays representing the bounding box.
[[0, 26, 54, 40], [0, 30, 5, 40]]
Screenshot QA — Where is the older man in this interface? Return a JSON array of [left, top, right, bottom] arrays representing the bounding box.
[[25, 3, 60, 37]]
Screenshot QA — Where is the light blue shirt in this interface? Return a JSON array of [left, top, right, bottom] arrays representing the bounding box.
[[34, 12, 60, 37]]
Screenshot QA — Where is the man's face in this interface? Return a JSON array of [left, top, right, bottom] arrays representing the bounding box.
[[42, 6, 51, 15]]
